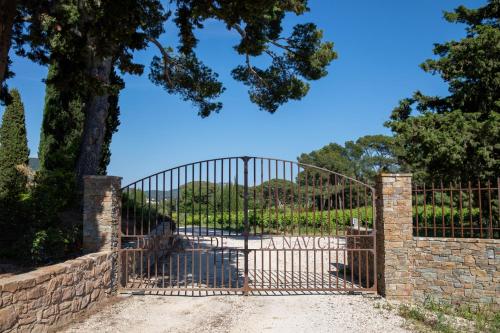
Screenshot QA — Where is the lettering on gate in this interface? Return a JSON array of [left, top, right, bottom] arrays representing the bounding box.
[[264, 236, 339, 250]]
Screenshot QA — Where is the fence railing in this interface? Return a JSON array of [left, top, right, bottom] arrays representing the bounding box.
[[412, 179, 500, 239]]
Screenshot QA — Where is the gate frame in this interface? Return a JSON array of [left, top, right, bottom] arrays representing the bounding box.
[[83, 156, 380, 295]]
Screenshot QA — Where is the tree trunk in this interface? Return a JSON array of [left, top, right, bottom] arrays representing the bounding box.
[[0, 0, 17, 86], [75, 56, 113, 188]]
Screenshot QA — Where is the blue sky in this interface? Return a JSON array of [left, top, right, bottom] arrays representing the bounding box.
[[1, 0, 484, 185]]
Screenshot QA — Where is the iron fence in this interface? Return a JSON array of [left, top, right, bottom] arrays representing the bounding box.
[[412, 179, 500, 239]]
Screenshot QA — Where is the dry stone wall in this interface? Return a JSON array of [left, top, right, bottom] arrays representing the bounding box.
[[412, 237, 499, 309], [374, 173, 500, 310], [0, 252, 113, 332]]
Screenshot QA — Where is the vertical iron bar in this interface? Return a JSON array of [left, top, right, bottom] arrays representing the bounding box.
[[199, 163, 202, 236], [185, 166, 188, 235], [468, 181, 473, 237], [487, 180, 493, 238], [432, 182, 436, 237], [275, 160, 279, 235], [450, 182, 454, 237], [243, 157, 250, 295], [415, 185, 419, 236], [214, 161, 217, 237], [459, 182, 463, 238], [229, 159, 232, 235], [133, 184, 137, 236], [236, 161, 239, 234], [126, 187, 130, 236], [148, 177, 151, 234], [478, 179, 483, 238], [440, 181, 445, 236], [177, 169, 180, 236], [254, 158, 257, 235], [221, 159, 224, 236], [423, 184, 427, 237], [141, 180, 144, 235], [206, 162, 209, 236]]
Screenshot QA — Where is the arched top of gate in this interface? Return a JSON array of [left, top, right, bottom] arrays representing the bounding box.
[[121, 156, 373, 191]]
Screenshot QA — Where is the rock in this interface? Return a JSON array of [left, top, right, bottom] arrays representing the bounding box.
[[0, 306, 17, 331]]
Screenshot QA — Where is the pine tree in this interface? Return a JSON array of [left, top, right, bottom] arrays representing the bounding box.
[[0, 88, 29, 198], [386, 1, 500, 182]]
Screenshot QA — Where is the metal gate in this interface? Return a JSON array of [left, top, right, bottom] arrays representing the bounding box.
[[119, 157, 377, 294]]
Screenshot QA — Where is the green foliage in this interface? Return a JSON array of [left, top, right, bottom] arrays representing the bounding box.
[[386, 1, 500, 183], [298, 135, 400, 184], [0, 88, 29, 198], [30, 224, 81, 263], [38, 62, 84, 176], [412, 206, 487, 237], [231, 22, 336, 113], [98, 69, 122, 175], [149, 50, 225, 117], [150, 1, 337, 114], [397, 297, 500, 333], [173, 208, 373, 234], [0, 88, 79, 264]]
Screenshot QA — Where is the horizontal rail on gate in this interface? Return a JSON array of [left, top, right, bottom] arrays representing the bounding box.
[[412, 178, 500, 239], [120, 156, 374, 190], [120, 287, 243, 292], [120, 287, 376, 292], [119, 248, 376, 253]]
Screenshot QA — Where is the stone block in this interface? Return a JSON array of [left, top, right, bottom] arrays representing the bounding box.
[[0, 306, 17, 332]]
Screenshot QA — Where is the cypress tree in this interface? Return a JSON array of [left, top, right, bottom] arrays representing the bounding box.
[[0, 88, 29, 198], [38, 61, 85, 174], [34, 60, 86, 218]]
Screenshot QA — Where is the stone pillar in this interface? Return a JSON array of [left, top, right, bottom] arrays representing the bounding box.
[[376, 173, 414, 302], [83, 176, 122, 253]]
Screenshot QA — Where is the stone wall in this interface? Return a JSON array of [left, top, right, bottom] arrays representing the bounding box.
[[0, 252, 113, 332], [376, 173, 500, 310], [412, 237, 499, 309]]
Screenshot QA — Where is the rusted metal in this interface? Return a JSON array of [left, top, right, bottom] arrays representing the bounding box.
[[119, 157, 377, 295], [412, 179, 500, 239]]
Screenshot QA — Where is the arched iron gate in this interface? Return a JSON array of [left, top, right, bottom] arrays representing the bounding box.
[[119, 157, 377, 294]]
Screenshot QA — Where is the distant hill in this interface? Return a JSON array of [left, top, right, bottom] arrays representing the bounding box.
[[145, 189, 179, 201]]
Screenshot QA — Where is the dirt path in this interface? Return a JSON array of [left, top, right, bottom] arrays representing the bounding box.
[[62, 294, 410, 333]]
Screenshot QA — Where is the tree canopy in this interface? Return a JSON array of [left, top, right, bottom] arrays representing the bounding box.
[[385, 0, 500, 183], [297, 135, 400, 183], [1, 0, 337, 187]]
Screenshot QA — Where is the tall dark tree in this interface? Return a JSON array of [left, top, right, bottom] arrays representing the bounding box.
[[30, 0, 336, 188], [0, 88, 29, 198], [386, 0, 500, 183]]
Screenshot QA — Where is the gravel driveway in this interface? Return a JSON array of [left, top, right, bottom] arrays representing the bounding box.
[[62, 294, 410, 333], [63, 229, 408, 333]]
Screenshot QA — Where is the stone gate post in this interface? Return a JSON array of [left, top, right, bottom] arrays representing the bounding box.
[[83, 176, 122, 293], [376, 173, 414, 302]]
